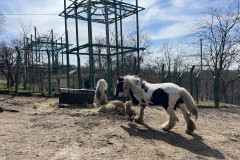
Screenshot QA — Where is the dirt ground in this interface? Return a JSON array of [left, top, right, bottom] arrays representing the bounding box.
[[0, 94, 240, 160]]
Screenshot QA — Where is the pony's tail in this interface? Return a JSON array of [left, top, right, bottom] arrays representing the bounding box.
[[179, 87, 198, 121]]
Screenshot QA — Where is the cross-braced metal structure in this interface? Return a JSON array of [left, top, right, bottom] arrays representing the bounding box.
[[22, 27, 68, 93], [59, 0, 145, 94]]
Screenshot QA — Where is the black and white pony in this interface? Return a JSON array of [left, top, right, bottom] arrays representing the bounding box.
[[115, 75, 198, 134], [94, 79, 108, 105]]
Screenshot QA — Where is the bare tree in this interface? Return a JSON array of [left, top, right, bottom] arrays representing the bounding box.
[[16, 18, 32, 89], [156, 43, 185, 83], [93, 34, 108, 77], [153, 56, 164, 81], [0, 41, 17, 89], [92, 29, 152, 80], [172, 46, 185, 83], [193, 3, 240, 103], [17, 18, 32, 39], [121, 31, 152, 75], [158, 43, 175, 82]]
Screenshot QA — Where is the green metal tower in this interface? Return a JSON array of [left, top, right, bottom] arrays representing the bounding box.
[[22, 27, 68, 94], [59, 0, 145, 95]]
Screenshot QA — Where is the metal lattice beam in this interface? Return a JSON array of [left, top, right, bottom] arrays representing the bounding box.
[[59, 0, 145, 24]]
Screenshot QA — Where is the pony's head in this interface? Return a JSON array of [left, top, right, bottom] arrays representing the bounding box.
[[94, 79, 108, 105], [115, 76, 124, 97], [114, 75, 142, 98]]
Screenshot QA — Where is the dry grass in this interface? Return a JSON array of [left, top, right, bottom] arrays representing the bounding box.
[[33, 100, 127, 116], [197, 100, 239, 108], [98, 100, 126, 115]]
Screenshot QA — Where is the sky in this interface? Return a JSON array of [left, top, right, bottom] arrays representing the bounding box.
[[0, 0, 234, 65]]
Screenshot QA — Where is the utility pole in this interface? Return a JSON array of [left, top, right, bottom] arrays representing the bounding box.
[[238, 0, 239, 15], [235, 0, 239, 15], [200, 38, 203, 101], [200, 38, 203, 72]]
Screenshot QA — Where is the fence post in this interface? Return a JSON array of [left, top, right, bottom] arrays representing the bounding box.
[[46, 50, 52, 95], [214, 69, 220, 107], [231, 82, 234, 105], [193, 78, 196, 100], [161, 64, 164, 83], [15, 47, 21, 95], [190, 65, 195, 96], [195, 72, 200, 104], [238, 75, 240, 106], [134, 57, 137, 75], [163, 74, 168, 83], [206, 81, 208, 101], [179, 72, 183, 87]]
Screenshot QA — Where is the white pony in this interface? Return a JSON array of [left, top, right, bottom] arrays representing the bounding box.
[[94, 79, 108, 105], [115, 75, 198, 135]]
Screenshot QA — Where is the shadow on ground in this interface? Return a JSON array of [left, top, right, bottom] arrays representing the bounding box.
[[121, 123, 225, 159]]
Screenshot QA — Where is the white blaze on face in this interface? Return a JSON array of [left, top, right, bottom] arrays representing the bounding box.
[[118, 92, 123, 97], [115, 79, 124, 97]]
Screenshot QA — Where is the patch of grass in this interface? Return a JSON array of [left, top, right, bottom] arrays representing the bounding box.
[[0, 88, 12, 91], [0, 88, 32, 96], [0, 89, 8, 93], [17, 90, 32, 96], [0, 87, 59, 97], [32, 92, 45, 97], [197, 104, 228, 108], [53, 92, 59, 97], [0, 79, 7, 87], [0, 88, 13, 94], [22, 91, 59, 97]]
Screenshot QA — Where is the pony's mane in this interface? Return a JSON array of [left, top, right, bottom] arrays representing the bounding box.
[[96, 79, 107, 91], [122, 75, 144, 99], [123, 75, 143, 83], [124, 74, 147, 87]]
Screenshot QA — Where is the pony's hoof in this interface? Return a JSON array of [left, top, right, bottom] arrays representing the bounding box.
[[162, 127, 170, 132], [186, 121, 196, 135], [0, 107, 4, 112], [185, 129, 194, 135], [134, 117, 143, 123], [126, 110, 133, 117]]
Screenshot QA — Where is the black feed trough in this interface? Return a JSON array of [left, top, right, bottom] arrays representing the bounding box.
[[59, 88, 95, 104]]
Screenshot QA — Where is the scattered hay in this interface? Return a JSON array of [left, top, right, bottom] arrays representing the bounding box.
[[58, 103, 99, 116], [59, 100, 127, 116], [32, 100, 130, 117], [33, 101, 58, 111], [58, 103, 95, 109], [98, 100, 126, 115], [67, 108, 99, 117]]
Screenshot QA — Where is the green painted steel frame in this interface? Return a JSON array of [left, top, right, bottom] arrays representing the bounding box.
[[190, 65, 195, 96], [194, 72, 200, 104], [60, 0, 145, 94], [214, 69, 221, 107], [179, 72, 183, 87], [15, 47, 21, 95], [74, 0, 82, 89], [59, 0, 145, 24], [47, 49, 52, 95], [22, 26, 68, 93]]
